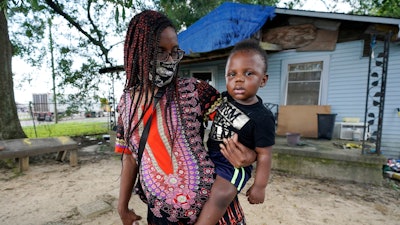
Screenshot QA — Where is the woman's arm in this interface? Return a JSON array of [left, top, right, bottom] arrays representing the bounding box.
[[118, 154, 142, 225], [219, 133, 257, 168]]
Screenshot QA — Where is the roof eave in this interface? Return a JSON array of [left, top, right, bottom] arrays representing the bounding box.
[[275, 8, 400, 25]]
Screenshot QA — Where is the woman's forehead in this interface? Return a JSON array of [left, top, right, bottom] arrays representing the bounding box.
[[159, 27, 178, 49]]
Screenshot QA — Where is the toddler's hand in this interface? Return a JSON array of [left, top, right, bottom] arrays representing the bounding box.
[[246, 184, 265, 204]]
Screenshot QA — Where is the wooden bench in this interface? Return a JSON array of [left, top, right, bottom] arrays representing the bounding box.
[[0, 136, 78, 172]]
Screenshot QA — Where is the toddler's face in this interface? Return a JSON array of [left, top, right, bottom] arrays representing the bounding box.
[[225, 50, 268, 105]]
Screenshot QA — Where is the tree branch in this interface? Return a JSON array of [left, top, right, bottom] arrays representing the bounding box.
[[86, 0, 111, 64], [44, 0, 112, 65]]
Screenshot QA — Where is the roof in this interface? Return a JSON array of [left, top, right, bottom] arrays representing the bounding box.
[[275, 8, 400, 26], [177, 2, 275, 54], [178, 3, 400, 56]]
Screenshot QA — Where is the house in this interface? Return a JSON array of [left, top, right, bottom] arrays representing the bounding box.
[[177, 2, 400, 159]]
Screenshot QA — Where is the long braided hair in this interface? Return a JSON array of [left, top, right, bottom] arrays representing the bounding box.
[[123, 10, 179, 144]]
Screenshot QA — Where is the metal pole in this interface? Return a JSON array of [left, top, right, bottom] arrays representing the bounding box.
[[362, 34, 374, 154]]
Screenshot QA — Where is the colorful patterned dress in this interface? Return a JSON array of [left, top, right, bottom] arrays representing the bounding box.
[[115, 78, 245, 224]]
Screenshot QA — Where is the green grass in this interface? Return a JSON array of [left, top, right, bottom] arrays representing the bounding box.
[[23, 122, 110, 138]]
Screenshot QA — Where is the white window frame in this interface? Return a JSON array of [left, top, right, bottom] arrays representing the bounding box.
[[280, 56, 330, 105]]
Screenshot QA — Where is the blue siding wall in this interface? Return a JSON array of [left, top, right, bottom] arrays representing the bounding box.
[[328, 41, 368, 120], [381, 43, 400, 158], [266, 41, 400, 158], [259, 57, 281, 105]]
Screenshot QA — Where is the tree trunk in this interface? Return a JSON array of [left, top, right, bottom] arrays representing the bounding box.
[[0, 7, 27, 139]]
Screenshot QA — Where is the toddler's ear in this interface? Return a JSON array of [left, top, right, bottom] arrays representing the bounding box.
[[260, 74, 268, 87]]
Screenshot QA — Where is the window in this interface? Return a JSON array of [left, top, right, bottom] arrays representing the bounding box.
[[191, 67, 217, 87], [282, 57, 329, 105], [192, 72, 212, 83], [287, 61, 322, 105]]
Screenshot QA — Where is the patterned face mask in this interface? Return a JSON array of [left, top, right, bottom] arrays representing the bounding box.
[[149, 60, 179, 87]]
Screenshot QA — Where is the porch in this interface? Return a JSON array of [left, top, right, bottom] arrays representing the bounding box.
[[271, 136, 386, 185]]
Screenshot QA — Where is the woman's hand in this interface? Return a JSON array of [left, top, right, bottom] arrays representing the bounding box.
[[118, 154, 141, 225], [219, 133, 256, 168], [119, 208, 142, 225]]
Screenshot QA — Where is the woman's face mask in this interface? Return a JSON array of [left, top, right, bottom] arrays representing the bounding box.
[[149, 60, 179, 87]]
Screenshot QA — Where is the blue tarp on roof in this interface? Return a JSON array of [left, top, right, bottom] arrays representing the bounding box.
[[178, 2, 275, 54]]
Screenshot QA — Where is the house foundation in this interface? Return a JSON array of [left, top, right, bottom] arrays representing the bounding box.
[[271, 137, 387, 185]]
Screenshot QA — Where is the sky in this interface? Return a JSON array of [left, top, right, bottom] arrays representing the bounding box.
[[277, 0, 352, 12], [12, 0, 352, 105]]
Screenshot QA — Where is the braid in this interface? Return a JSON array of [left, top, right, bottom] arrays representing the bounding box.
[[123, 10, 177, 140]]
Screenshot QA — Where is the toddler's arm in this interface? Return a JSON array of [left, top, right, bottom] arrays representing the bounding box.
[[246, 146, 272, 204]]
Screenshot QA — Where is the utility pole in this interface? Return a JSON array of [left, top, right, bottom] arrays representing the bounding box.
[[48, 17, 58, 123]]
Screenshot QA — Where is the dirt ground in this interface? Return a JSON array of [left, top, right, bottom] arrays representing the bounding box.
[[0, 139, 399, 225]]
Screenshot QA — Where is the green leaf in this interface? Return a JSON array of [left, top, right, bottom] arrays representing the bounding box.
[[0, 1, 8, 10], [30, 0, 47, 11], [26, 29, 33, 38], [115, 7, 119, 24], [30, 0, 39, 10], [127, 0, 133, 8]]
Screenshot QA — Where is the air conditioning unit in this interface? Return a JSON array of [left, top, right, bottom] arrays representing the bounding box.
[[335, 122, 368, 140]]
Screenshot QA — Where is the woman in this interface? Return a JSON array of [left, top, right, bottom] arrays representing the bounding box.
[[115, 10, 256, 225]]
